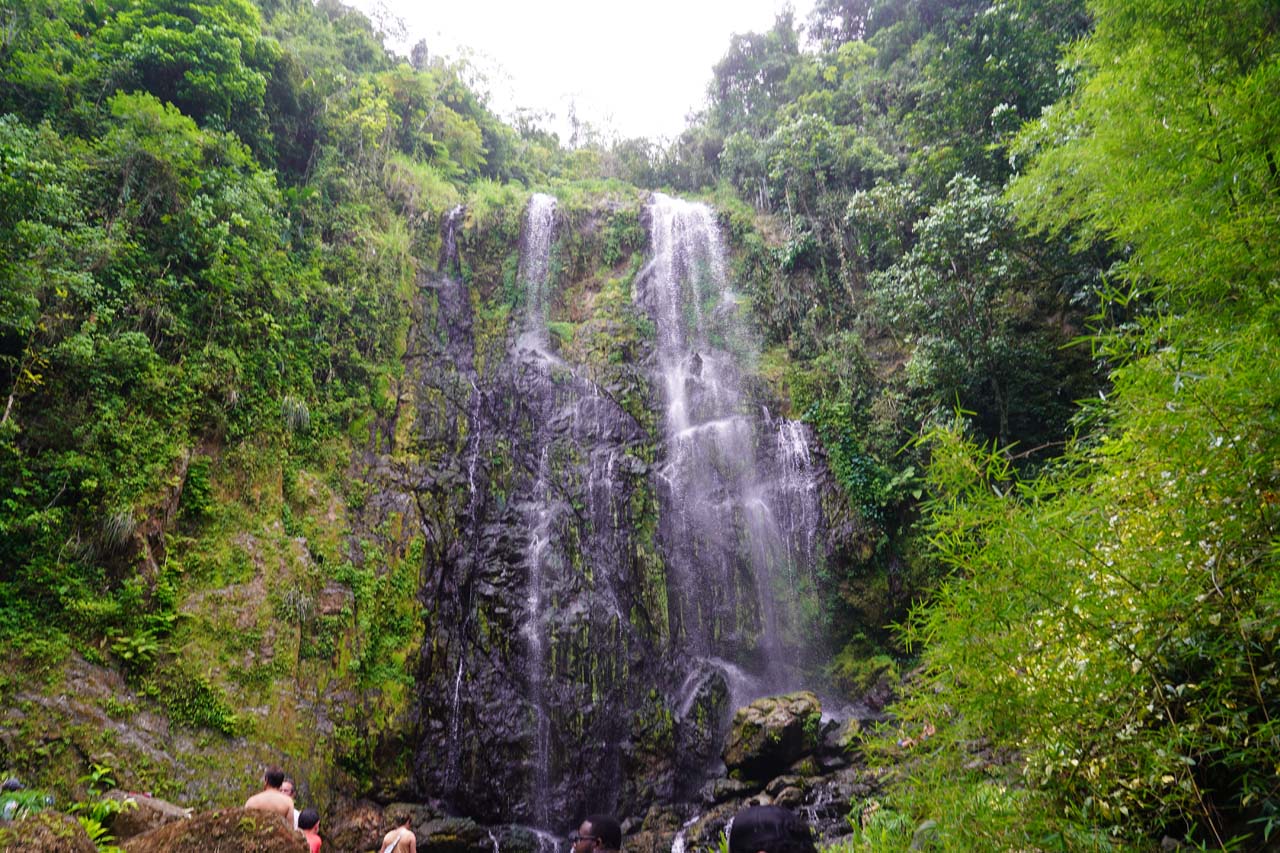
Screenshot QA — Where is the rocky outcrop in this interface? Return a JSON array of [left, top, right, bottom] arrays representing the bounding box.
[[104, 790, 191, 841], [122, 808, 305, 853], [326, 799, 388, 853], [722, 692, 823, 782], [417, 816, 491, 853], [0, 811, 97, 853]]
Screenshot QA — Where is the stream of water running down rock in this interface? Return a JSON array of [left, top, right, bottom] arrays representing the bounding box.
[[638, 193, 822, 692]]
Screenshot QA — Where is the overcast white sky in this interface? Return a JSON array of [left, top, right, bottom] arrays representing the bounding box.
[[347, 0, 814, 143]]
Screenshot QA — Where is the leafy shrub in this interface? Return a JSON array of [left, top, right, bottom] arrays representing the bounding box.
[[149, 667, 240, 735]]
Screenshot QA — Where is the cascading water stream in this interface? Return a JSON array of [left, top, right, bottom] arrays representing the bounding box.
[[521, 445, 556, 826], [441, 204, 465, 272], [775, 418, 819, 573], [638, 193, 822, 694], [518, 193, 558, 358]]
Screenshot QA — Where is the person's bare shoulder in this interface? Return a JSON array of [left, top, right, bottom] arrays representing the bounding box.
[[244, 790, 292, 818]]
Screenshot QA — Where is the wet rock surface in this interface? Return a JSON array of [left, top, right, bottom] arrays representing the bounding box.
[[347, 195, 869, 837]]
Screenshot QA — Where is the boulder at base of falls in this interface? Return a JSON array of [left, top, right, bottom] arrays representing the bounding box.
[[699, 777, 756, 805], [104, 790, 192, 841], [326, 799, 387, 853], [0, 810, 97, 853], [417, 816, 491, 853], [722, 692, 823, 782], [121, 808, 305, 853]]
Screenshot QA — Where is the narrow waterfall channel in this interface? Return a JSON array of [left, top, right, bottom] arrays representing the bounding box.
[[508, 192, 645, 825], [514, 193, 560, 824]]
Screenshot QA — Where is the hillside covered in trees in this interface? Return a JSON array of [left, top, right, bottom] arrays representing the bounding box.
[[1, 0, 1277, 851]]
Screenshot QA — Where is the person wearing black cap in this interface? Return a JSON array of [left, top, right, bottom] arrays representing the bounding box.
[[728, 805, 817, 853]]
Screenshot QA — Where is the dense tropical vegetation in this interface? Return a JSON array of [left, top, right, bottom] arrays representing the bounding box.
[[1, 0, 1276, 849]]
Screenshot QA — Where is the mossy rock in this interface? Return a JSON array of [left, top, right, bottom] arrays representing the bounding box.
[[722, 692, 822, 781], [122, 807, 305, 853], [626, 829, 679, 853], [831, 718, 862, 755], [418, 816, 490, 853], [828, 646, 898, 699], [788, 756, 822, 777], [0, 810, 97, 853]]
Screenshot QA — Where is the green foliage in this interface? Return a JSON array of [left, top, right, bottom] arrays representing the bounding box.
[[870, 175, 1039, 443], [76, 813, 124, 853], [804, 400, 896, 526], [601, 208, 646, 268], [0, 788, 54, 821], [887, 315, 1280, 844], [147, 665, 239, 735], [828, 641, 898, 697], [180, 456, 214, 521], [110, 630, 161, 673], [834, 799, 916, 851], [76, 762, 116, 796], [97, 0, 280, 147]]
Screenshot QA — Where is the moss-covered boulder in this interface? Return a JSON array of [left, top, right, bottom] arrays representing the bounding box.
[[0, 810, 97, 853], [418, 816, 490, 853], [722, 692, 822, 782], [682, 801, 740, 852], [122, 808, 304, 853], [698, 776, 755, 805]]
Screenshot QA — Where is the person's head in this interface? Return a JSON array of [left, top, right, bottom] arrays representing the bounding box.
[[392, 811, 413, 828], [264, 766, 286, 790], [280, 778, 295, 799], [573, 815, 622, 853], [298, 808, 320, 831], [728, 806, 816, 853]]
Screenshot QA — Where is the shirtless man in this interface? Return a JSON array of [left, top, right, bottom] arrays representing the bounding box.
[[379, 813, 416, 853], [243, 766, 294, 822]]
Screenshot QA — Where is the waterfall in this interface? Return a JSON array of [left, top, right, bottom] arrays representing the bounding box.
[[505, 192, 642, 825], [521, 445, 557, 826], [440, 204, 465, 273], [409, 192, 827, 826], [775, 419, 820, 574], [638, 192, 821, 692], [518, 193, 558, 356]]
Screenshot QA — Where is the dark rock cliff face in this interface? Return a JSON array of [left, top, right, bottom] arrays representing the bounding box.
[[354, 193, 838, 832]]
